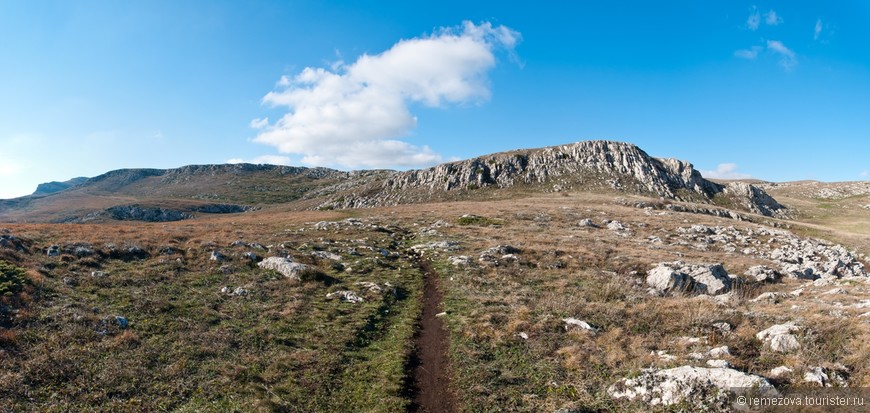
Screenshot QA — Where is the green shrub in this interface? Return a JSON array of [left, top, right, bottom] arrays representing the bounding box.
[[456, 215, 504, 226], [0, 260, 28, 296]]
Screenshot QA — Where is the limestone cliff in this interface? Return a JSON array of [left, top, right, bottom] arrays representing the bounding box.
[[316, 140, 788, 218]]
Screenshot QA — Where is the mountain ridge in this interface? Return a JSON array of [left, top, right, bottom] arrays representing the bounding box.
[[1, 140, 788, 222]]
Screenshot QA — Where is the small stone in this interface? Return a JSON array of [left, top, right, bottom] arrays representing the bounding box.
[[210, 251, 227, 261], [708, 346, 730, 358], [769, 366, 793, 379], [326, 290, 364, 303], [804, 367, 829, 386], [562, 317, 596, 331], [114, 316, 129, 329]]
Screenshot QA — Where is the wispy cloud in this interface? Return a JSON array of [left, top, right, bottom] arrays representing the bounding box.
[[747, 7, 783, 30], [764, 10, 782, 26], [814, 19, 823, 40], [860, 170, 869, 179], [249, 117, 269, 129], [747, 7, 761, 30], [227, 155, 293, 166], [251, 21, 520, 169], [734, 46, 762, 59], [701, 163, 753, 180], [767, 40, 797, 70]]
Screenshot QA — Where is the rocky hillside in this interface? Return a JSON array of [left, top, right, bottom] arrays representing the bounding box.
[[0, 140, 788, 222], [315, 141, 788, 218], [0, 164, 389, 222], [32, 177, 89, 196]]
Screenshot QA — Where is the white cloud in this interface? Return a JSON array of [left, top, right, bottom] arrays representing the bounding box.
[[251, 21, 520, 169], [701, 163, 753, 180], [860, 170, 869, 179], [747, 7, 761, 30], [249, 117, 269, 129], [764, 10, 782, 26], [814, 19, 823, 40], [734, 46, 762, 59], [767, 40, 797, 70], [227, 155, 293, 166]]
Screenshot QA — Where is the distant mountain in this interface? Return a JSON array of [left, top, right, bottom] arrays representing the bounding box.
[[0, 141, 788, 223], [32, 177, 89, 195]]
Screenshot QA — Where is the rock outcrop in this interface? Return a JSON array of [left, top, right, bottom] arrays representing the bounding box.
[[32, 177, 89, 196], [317, 141, 788, 218], [647, 261, 733, 296], [672, 224, 867, 280], [106, 205, 192, 222], [257, 257, 312, 281], [609, 366, 776, 409]]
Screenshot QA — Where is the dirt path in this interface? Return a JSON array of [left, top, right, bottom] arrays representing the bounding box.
[[408, 260, 457, 413]]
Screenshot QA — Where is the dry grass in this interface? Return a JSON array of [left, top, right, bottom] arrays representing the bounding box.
[[2, 185, 870, 411]]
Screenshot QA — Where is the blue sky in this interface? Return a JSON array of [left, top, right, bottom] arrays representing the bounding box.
[[1, 1, 869, 198]]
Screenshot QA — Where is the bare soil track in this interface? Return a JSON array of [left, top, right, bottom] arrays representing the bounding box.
[[408, 260, 458, 413]]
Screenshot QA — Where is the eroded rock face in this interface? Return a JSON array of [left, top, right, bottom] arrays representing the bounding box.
[[647, 261, 732, 295], [106, 205, 191, 222], [724, 182, 787, 218], [317, 141, 787, 217], [609, 366, 776, 409]]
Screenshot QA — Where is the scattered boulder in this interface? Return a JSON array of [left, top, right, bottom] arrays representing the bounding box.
[[803, 367, 829, 387], [210, 251, 227, 261], [562, 317, 596, 332], [745, 265, 781, 283], [647, 261, 732, 295], [751, 292, 783, 303], [47, 245, 60, 257], [756, 323, 801, 353], [606, 220, 627, 231], [354, 281, 383, 293], [578, 218, 598, 228], [220, 286, 248, 296], [326, 290, 364, 303], [706, 359, 730, 368], [712, 322, 732, 335], [113, 316, 129, 329], [73, 246, 94, 257], [410, 240, 459, 253], [769, 366, 793, 379], [312, 250, 342, 261], [482, 245, 521, 255], [448, 255, 471, 266], [258, 256, 312, 281], [708, 346, 731, 358], [479, 245, 522, 266], [609, 366, 776, 408]]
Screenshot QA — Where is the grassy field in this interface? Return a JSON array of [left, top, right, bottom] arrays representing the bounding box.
[[2, 188, 870, 411], [0, 214, 422, 412]]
